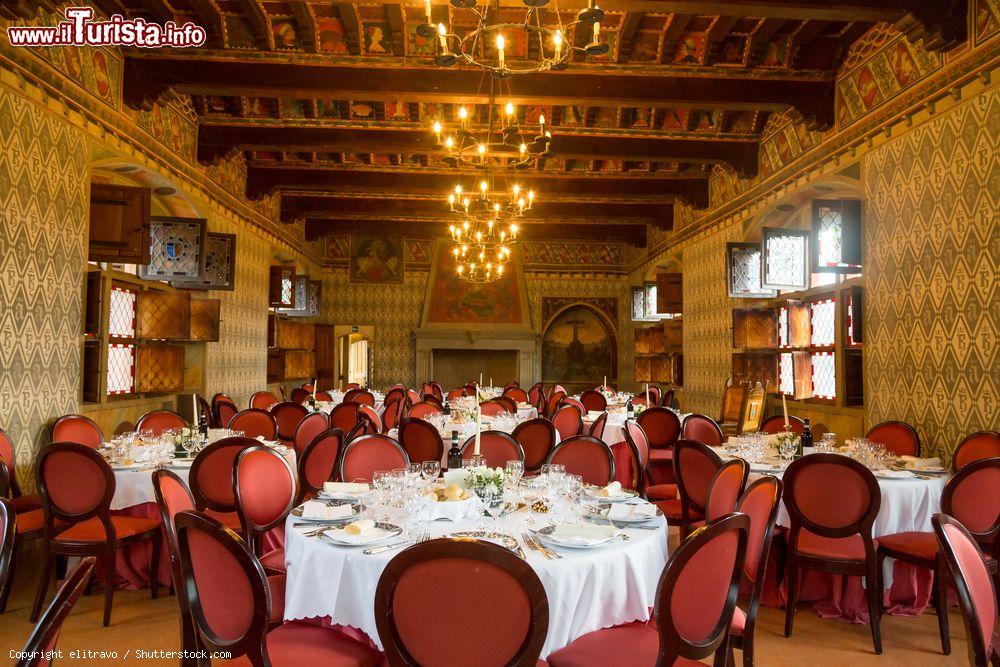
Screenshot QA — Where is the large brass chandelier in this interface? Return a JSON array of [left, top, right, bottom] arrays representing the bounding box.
[[446, 173, 525, 283], [416, 0, 608, 77]]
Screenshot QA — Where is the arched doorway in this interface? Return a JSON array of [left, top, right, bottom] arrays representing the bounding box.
[[541, 304, 617, 394]]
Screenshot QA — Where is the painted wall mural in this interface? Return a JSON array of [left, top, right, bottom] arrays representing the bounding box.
[[425, 245, 525, 326], [350, 234, 404, 284], [542, 306, 614, 385]]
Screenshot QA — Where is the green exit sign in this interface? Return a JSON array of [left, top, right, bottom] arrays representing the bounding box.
[[351, 325, 359, 333]]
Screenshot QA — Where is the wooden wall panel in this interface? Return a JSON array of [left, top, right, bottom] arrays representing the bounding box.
[[190, 299, 221, 342], [732, 308, 777, 349], [136, 344, 185, 393], [137, 291, 190, 339]]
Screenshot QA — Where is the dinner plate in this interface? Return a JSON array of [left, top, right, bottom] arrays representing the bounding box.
[[748, 462, 785, 473], [319, 522, 403, 546], [169, 459, 195, 467], [290, 503, 360, 522], [534, 524, 619, 549], [587, 503, 661, 524], [318, 488, 376, 501], [582, 487, 639, 503], [906, 466, 948, 474], [450, 531, 520, 552], [874, 469, 916, 479]]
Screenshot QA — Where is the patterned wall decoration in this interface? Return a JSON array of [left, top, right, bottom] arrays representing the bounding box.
[[130, 97, 198, 163], [0, 85, 89, 482], [863, 86, 998, 461], [976, 0, 1000, 44], [542, 297, 618, 329], [523, 241, 628, 270], [425, 245, 527, 326], [759, 111, 824, 177], [327, 235, 351, 263], [404, 238, 433, 268], [350, 234, 404, 284]]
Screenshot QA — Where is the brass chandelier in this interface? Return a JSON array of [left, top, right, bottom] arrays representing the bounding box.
[[446, 173, 525, 283], [416, 0, 608, 78]]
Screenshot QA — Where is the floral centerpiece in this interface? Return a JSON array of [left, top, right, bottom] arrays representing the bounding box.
[[172, 425, 201, 457], [462, 466, 506, 497], [775, 430, 800, 459]]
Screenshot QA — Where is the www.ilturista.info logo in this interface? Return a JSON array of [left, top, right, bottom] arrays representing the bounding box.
[[7, 6, 206, 48]]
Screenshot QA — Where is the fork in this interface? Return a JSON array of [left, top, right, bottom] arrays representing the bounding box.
[[520, 532, 550, 560]]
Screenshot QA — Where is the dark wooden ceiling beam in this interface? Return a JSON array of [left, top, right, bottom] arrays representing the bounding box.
[[615, 12, 643, 63], [234, 0, 274, 50], [335, 4, 363, 55], [659, 13, 692, 64], [135, 0, 175, 24], [303, 219, 650, 246], [289, 1, 318, 52], [385, 3, 406, 56], [187, 0, 226, 49], [198, 122, 759, 176], [246, 164, 711, 206]]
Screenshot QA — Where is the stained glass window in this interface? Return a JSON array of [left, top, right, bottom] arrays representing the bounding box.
[[811, 351, 836, 399], [810, 299, 836, 347], [107, 284, 136, 396], [779, 352, 794, 395], [812, 199, 862, 272], [631, 286, 645, 320], [727, 242, 776, 298], [108, 286, 136, 338], [762, 227, 809, 290]]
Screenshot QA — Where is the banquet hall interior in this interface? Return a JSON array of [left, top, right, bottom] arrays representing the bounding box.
[[0, 0, 998, 665]]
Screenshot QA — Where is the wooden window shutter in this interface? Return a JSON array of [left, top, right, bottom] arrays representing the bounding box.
[[269, 266, 295, 308], [812, 199, 862, 272], [655, 272, 682, 314], [791, 351, 813, 400], [189, 299, 221, 342], [732, 308, 778, 349], [761, 227, 809, 290], [784, 300, 811, 348], [88, 183, 151, 263], [136, 344, 185, 393], [840, 200, 863, 269], [84, 270, 104, 338], [137, 290, 191, 340]]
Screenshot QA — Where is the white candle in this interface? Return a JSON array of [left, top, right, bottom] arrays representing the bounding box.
[[645, 383, 649, 405], [479, 373, 483, 387], [474, 405, 482, 455], [496, 34, 505, 69], [603, 376, 607, 391], [425, 0, 432, 23], [191, 394, 197, 422], [782, 393, 789, 429], [437, 22, 447, 50], [553, 29, 563, 60], [490, 377, 493, 388]]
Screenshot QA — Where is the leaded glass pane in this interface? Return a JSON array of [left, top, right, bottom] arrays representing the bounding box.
[[307, 282, 321, 316], [848, 294, 857, 345], [643, 283, 657, 319], [778, 306, 789, 347], [811, 299, 836, 346], [779, 352, 794, 395], [727, 243, 775, 298], [281, 275, 293, 306], [139, 218, 206, 281], [107, 344, 135, 395], [109, 286, 136, 338], [811, 351, 836, 399], [762, 228, 808, 289], [631, 287, 645, 320], [815, 205, 842, 268]]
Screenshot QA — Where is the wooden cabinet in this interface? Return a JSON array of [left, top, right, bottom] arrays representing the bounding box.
[[88, 183, 151, 263], [267, 349, 315, 383]]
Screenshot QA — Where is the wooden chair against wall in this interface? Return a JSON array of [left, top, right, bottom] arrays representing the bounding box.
[[737, 381, 767, 434], [719, 378, 748, 436]]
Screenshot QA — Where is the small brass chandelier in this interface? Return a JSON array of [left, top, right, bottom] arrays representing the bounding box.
[[416, 0, 608, 78]]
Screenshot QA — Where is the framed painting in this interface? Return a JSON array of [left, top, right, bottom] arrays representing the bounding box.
[[350, 235, 404, 284]]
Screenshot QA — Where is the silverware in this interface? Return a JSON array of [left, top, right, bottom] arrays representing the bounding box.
[[364, 539, 413, 555], [526, 532, 561, 560], [520, 532, 549, 560], [586, 516, 660, 531]]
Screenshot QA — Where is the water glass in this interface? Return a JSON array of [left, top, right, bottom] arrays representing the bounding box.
[[779, 438, 797, 461], [421, 460, 441, 485], [505, 460, 524, 486]]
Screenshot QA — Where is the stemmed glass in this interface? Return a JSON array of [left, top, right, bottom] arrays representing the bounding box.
[[406, 463, 422, 489], [779, 437, 797, 462], [372, 470, 390, 522], [478, 485, 504, 531], [421, 460, 441, 487], [505, 460, 524, 486]]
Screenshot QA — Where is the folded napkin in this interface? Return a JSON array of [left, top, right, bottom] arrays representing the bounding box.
[[302, 501, 354, 520], [344, 519, 375, 535], [549, 523, 617, 546], [586, 411, 605, 421], [323, 482, 371, 495], [607, 503, 658, 521], [598, 481, 625, 498], [900, 456, 943, 470], [323, 520, 390, 545], [875, 469, 914, 478]]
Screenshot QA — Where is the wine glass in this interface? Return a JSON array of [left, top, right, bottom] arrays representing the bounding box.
[[421, 460, 441, 486], [406, 463, 422, 488], [779, 437, 797, 462], [505, 460, 524, 486], [479, 485, 504, 530]]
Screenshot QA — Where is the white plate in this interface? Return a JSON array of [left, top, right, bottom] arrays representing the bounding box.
[[318, 489, 376, 501], [582, 487, 639, 503], [169, 459, 195, 467], [319, 522, 403, 546], [749, 463, 785, 473], [874, 469, 916, 479], [290, 503, 360, 522], [591, 503, 661, 524], [908, 466, 948, 474], [535, 524, 619, 549]]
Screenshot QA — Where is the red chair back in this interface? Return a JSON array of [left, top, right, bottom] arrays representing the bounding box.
[[345, 382, 361, 390], [271, 402, 308, 443], [374, 538, 548, 666], [579, 390, 607, 413], [447, 388, 464, 402], [932, 514, 999, 666], [234, 446, 296, 548], [588, 412, 608, 440], [480, 401, 508, 417], [866, 420, 920, 457], [636, 407, 681, 449], [681, 414, 724, 446], [736, 476, 783, 640], [359, 404, 384, 432], [494, 397, 517, 414], [512, 418, 556, 473], [461, 432, 524, 468], [51, 415, 103, 448], [941, 457, 1000, 555], [0, 427, 25, 500], [527, 383, 544, 406], [382, 399, 407, 433], [290, 387, 310, 404], [398, 418, 445, 465], [759, 414, 805, 434], [339, 434, 409, 483], [298, 428, 345, 498], [249, 391, 279, 410], [316, 391, 333, 402], [345, 389, 376, 407], [953, 431, 1000, 472], [136, 410, 186, 436], [552, 404, 583, 440], [189, 437, 257, 513], [330, 402, 363, 433], [545, 391, 566, 418], [705, 458, 749, 522], [16, 558, 95, 667], [0, 497, 14, 604], [407, 389, 421, 405], [654, 513, 749, 664], [547, 435, 615, 486], [214, 399, 239, 428], [783, 453, 880, 541], [408, 401, 442, 420], [293, 411, 329, 455], [503, 387, 528, 403], [174, 511, 270, 660], [622, 419, 650, 494], [228, 409, 277, 441], [152, 469, 195, 589], [673, 439, 724, 517], [660, 389, 675, 408]]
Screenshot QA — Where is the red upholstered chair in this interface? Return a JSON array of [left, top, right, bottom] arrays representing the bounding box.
[[527, 383, 544, 407], [31, 443, 161, 626], [16, 558, 95, 667], [953, 431, 1000, 472], [621, 420, 653, 497], [298, 429, 345, 501], [552, 404, 583, 440], [759, 415, 805, 435], [645, 385, 661, 407], [358, 404, 384, 433], [136, 410, 187, 436], [382, 399, 409, 434], [228, 408, 277, 441], [214, 398, 239, 428], [234, 446, 296, 573], [339, 434, 409, 483], [398, 418, 445, 465], [729, 477, 783, 667], [250, 391, 279, 411], [660, 389, 675, 409], [545, 391, 566, 419], [637, 407, 682, 480], [293, 411, 329, 455], [479, 401, 508, 417], [659, 439, 724, 537], [385, 388, 407, 406], [345, 389, 376, 407], [547, 435, 615, 486], [579, 390, 607, 413], [408, 401, 442, 420], [316, 391, 333, 402], [866, 420, 920, 457], [512, 418, 557, 474], [271, 402, 309, 444], [447, 388, 465, 402], [588, 412, 608, 440], [345, 382, 361, 390], [375, 538, 549, 666], [681, 413, 725, 446], [495, 396, 518, 414], [0, 497, 14, 613], [51, 414, 103, 448], [547, 513, 750, 667], [189, 437, 257, 534], [290, 387, 310, 405], [877, 456, 1000, 655], [0, 463, 46, 614], [704, 458, 749, 523], [461, 431, 525, 468], [174, 511, 380, 667], [932, 513, 1000, 667], [1, 427, 40, 513], [783, 454, 883, 653], [406, 389, 421, 405], [503, 386, 529, 404], [330, 402, 364, 434]]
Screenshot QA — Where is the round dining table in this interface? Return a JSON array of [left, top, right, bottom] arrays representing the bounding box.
[[282, 507, 668, 659]]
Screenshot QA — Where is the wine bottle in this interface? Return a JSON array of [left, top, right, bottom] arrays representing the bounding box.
[[447, 431, 462, 471], [626, 397, 634, 420], [443, 400, 451, 418], [799, 418, 813, 457], [197, 409, 208, 443]]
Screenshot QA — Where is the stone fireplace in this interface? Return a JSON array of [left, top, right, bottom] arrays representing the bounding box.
[[413, 327, 539, 387]]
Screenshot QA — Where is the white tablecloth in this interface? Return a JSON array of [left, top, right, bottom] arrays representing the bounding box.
[[283, 508, 668, 658]]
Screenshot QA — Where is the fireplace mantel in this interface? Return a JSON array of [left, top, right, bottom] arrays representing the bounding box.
[[413, 327, 539, 385]]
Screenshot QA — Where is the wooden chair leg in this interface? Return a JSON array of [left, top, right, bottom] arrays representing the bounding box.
[[742, 629, 755, 667], [866, 560, 883, 654], [102, 548, 116, 627], [149, 532, 161, 600], [30, 550, 55, 623], [0, 536, 17, 613], [784, 560, 799, 638], [934, 560, 951, 655]]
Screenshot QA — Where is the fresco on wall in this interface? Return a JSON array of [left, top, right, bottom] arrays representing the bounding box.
[[350, 235, 404, 284], [426, 246, 524, 325], [542, 306, 612, 384]]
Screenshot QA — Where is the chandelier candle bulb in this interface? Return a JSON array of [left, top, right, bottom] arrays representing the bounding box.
[[425, 0, 432, 23], [496, 34, 505, 69], [593, 21, 600, 42], [554, 29, 563, 59], [437, 22, 448, 50]]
